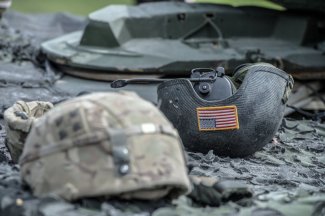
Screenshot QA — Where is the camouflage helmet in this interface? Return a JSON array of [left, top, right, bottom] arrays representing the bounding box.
[[19, 92, 191, 201], [4, 101, 53, 163]]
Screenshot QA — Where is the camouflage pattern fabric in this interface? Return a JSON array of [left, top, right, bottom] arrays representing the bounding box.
[[3, 101, 53, 163], [20, 92, 191, 201]]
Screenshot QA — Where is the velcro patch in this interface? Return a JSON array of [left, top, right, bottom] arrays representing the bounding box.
[[197, 105, 239, 131]]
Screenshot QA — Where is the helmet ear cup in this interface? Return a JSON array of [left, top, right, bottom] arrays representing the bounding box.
[[193, 75, 237, 101], [190, 67, 236, 101]]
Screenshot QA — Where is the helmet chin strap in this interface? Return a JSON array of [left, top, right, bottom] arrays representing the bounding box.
[[110, 77, 217, 88], [110, 67, 225, 88], [111, 79, 169, 88]]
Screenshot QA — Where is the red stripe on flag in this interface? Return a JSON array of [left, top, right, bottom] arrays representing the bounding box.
[[199, 110, 235, 114], [216, 120, 237, 124], [199, 112, 235, 116], [199, 114, 236, 118], [199, 108, 234, 111], [216, 124, 237, 128], [199, 117, 236, 122]]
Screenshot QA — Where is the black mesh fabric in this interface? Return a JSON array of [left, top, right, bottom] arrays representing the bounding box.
[[157, 65, 293, 157]]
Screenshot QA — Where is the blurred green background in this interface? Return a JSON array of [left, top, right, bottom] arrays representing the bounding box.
[[11, 0, 135, 16], [11, 0, 283, 16]]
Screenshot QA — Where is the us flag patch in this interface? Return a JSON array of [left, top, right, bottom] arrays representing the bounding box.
[[197, 106, 239, 131]]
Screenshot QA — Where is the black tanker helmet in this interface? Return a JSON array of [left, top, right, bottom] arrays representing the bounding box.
[[157, 63, 293, 157]]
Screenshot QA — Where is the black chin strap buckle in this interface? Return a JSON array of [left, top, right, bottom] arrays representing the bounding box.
[[190, 66, 225, 80]]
